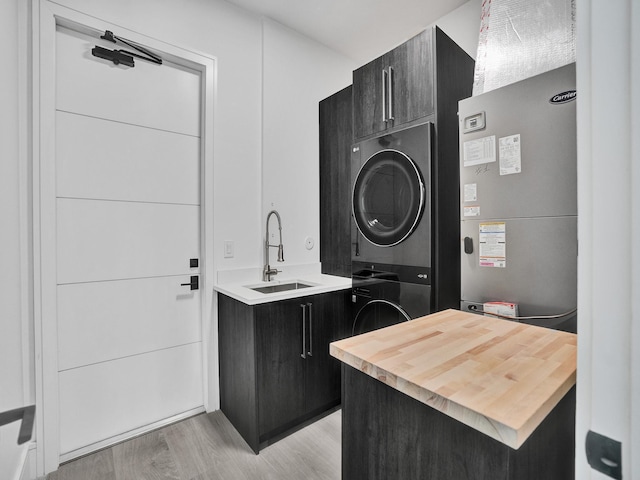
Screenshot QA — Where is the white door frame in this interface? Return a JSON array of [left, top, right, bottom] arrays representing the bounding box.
[[32, 1, 216, 475], [575, 0, 639, 478]]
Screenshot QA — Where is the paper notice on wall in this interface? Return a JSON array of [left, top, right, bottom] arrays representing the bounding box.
[[499, 134, 522, 175], [464, 183, 478, 202], [463, 206, 480, 217], [479, 222, 506, 268], [463, 136, 496, 167]]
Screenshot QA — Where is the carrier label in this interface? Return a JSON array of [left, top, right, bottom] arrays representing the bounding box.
[[549, 90, 576, 104]]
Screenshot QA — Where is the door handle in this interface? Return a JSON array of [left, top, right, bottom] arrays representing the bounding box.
[[382, 68, 388, 123], [387, 66, 394, 121], [300, 304, 307, 359], [307, 302, 313, 357], [180, 275, 199, 290]]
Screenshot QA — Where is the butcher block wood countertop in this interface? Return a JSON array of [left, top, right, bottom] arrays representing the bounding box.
[[330, 309, 577, 449]]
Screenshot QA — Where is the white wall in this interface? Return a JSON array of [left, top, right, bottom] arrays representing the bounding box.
[[261, 19, 355, 267], [0, 0, 30, 477], [433, 0, 482, 59]]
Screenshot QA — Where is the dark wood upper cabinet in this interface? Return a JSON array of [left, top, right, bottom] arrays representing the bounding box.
[[353, 29, 433, 139], [352, 54, 388, 139], [391, 30, 434, 128], [353, 26, 469, 141], [319, 85, 352, 278]]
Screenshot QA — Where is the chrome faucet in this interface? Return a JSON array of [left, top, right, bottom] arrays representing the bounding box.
[[263, 210, 284, 281]]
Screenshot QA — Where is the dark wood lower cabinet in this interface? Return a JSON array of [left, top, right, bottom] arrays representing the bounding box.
[[256, 298, 306, 439], [342, 364, 576, 480], [218, 290, 350, 453]]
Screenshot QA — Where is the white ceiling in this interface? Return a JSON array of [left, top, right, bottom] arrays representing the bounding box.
[[223, 0, 470, 63]]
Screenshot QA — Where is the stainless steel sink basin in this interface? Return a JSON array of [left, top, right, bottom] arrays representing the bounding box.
[[250, 281, 314, 294]]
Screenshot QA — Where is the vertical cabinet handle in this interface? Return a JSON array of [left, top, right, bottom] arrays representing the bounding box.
[[387, 66, 394, 121], [300, 304, 307, 359], [382, 68, 388, 123], [307, 302, 313, 357]]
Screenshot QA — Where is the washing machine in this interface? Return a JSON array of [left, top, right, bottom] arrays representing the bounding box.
[[351, 264, 431, 335], [350, 122, 433, 334]]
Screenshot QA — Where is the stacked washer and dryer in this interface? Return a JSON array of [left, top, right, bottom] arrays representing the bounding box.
[[350, 116, 472, 334], [351, 123, 433, 334], [348, 28, 475, 336]]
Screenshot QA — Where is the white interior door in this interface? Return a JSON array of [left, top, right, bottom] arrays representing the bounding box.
[[54, 24, 204, 459]]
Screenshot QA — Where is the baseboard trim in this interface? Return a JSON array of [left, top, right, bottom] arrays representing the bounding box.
[[58, 407, 205, 464]]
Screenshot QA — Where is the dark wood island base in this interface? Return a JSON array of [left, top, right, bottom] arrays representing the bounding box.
[[342, 364, 576, 480]]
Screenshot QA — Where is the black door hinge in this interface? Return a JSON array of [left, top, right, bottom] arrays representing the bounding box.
[[586, 430, 622, 479]]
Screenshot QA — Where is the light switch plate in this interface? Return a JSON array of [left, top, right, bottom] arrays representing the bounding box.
[[224, 241, 234, 258]]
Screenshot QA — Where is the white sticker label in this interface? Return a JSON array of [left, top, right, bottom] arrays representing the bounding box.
[[463, 206, 480, 217], [464, 183, 477, 202], [499, 134, 521, 175], [463, 136, 496, 167], [479, 222, 506, 268]]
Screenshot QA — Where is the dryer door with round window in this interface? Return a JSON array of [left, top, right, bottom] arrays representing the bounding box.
[[352, 149, 425, 247]]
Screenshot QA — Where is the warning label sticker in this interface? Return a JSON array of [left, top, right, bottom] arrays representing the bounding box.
[[479, 222, 506, 268], [463, 206, 480, 217]]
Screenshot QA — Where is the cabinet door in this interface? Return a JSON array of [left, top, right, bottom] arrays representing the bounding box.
[[304, 291, 350, 414], [218, 294, 260, 452], [256, 299, 306, 438], [389, 29, 434, 127], [353, 29, 435, 140], [353, 54, 388, 139], [319, 86, 353, 277]]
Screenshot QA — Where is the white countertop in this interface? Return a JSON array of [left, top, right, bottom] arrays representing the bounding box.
[[214, 267, 352, 305]]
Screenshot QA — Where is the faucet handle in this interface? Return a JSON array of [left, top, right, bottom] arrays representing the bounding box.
[[263, 266, 282, 282]]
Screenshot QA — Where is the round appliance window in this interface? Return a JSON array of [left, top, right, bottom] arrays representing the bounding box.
[[352, 149, 425, 247], [352, 299, 411, 336]]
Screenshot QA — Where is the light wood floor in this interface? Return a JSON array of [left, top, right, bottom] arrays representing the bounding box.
[[48, 410, 341, 480]]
